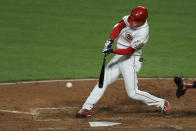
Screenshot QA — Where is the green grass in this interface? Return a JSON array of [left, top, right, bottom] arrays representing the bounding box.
[[0, 0, 195, 82]]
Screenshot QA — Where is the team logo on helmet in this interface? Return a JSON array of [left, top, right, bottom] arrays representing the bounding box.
[[125, 33, 133, 42]]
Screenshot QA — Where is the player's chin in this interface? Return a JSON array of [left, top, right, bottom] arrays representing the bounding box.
[[130, 22, 145, 27], [130, 24, 139, 29]]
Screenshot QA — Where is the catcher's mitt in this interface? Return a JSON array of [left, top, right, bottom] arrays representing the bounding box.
[[174, 77, 187, 98]]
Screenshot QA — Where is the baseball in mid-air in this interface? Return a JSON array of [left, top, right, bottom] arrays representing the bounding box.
[[66, 82, 72, 88]]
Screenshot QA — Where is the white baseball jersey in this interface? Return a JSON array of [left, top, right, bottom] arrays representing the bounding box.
[[116, 15, 149, 56]]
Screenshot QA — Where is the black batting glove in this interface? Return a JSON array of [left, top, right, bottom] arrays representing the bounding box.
[[104, 39, 113, 49], [102, 48, 114, 56]]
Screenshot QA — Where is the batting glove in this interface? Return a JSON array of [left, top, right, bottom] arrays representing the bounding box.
[[102, 48, 114, 56], [104, 39, 113, 49]]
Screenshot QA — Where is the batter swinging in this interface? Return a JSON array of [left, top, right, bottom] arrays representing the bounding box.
[[76, 6, 172, 118]]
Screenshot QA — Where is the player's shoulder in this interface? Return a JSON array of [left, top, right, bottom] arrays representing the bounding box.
[[138, 21, 149, 32], [144, 20, 149, 28], [135, 21, 149, 38], [122, 15, 130, 26], [122, 15, 129, 20], [140, 21, 149, 29]]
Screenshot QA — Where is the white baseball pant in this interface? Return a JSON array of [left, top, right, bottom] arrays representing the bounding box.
[[82, 55, 164, 110]]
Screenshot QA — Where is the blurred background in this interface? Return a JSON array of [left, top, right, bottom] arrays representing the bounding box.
[[0, 0, 195, 82]]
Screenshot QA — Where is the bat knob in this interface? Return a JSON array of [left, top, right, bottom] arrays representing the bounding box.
[[98, 83, 103, 88]]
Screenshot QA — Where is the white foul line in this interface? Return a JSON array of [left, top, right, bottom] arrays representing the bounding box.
[[0, 106, 80, 122], [0, 109, 33, 115]]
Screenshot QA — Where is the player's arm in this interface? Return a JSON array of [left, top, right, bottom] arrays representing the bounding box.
[[113, 47, 135, 55], [109, 20, 126, 40], [103, 20, 126, 55], [104, 43, 144, 56], [113, 42, 145, 55], [103, 46, 135, 56]]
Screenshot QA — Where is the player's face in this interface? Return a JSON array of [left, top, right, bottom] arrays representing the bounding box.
[[130, 21, 145, 28]]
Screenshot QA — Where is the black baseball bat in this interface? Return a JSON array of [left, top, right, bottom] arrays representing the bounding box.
[[98, 55, 106, 88]]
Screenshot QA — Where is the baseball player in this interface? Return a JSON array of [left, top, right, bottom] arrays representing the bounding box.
[[174, 77, 196, 98], [76, 6, 172, 118]]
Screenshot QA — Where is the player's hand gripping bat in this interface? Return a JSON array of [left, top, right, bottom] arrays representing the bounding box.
[[98, 55, 106, 88]]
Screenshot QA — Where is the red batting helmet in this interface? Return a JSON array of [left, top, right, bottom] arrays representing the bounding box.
[[128, 6, 148, 26]]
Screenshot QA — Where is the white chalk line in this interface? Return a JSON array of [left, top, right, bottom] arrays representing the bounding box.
[[0, 109, 33, 115], [0, 78, 177, 86], [33, 106, 79, 110], [0, 106, 80, 122], [0, 106, 158, 122]]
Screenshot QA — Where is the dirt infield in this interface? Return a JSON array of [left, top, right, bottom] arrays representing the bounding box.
[[0, 78, 196, 131]]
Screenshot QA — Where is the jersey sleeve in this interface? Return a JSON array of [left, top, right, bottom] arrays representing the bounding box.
[[122, 15, 130, 26], [113, 46, 135, 55], [109, 20, 126, 40]]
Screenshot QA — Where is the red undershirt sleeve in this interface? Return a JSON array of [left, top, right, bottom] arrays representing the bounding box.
[[109, 21, 126, 40], [113, 46, 135, 55]]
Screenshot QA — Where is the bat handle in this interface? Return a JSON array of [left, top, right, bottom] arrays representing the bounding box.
[[103, 55, 106, 63], [98, 55, 106, 88]]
